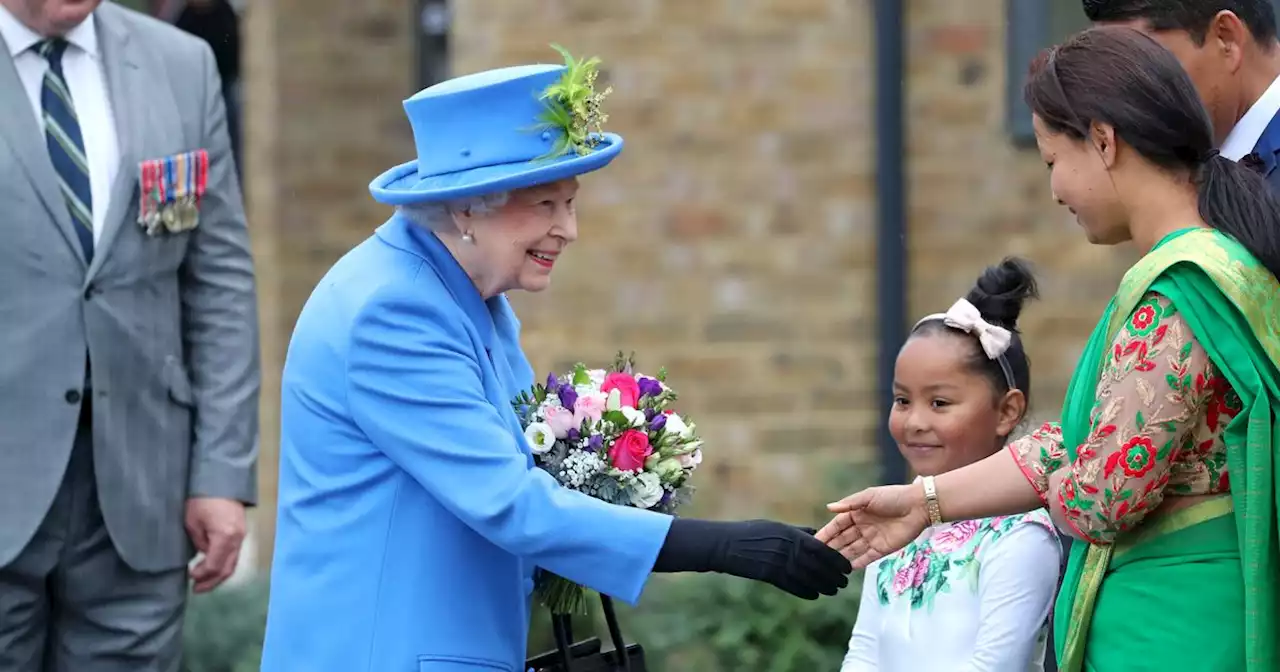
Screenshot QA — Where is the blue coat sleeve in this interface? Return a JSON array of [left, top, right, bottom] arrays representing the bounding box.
[[345, 284, 674, 605]]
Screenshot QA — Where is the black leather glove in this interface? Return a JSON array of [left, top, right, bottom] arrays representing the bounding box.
[[652, 518, 852, 599]]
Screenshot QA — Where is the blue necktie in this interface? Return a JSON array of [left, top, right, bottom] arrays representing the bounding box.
[[38, 38, 94, 264]]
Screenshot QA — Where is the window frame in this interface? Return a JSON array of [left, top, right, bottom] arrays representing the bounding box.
[[1006, 0, 1052, 146]]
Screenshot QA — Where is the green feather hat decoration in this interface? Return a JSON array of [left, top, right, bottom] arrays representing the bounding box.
[[533, 44, 613, 160]]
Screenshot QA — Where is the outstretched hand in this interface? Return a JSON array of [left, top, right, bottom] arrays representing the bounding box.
[[815, 483, 929, 570]]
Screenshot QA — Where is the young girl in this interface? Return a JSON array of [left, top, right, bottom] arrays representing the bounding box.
[[841, 258, 1062, 671]]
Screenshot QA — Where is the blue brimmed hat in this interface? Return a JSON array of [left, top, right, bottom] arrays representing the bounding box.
[[370, 45, 622, 205]]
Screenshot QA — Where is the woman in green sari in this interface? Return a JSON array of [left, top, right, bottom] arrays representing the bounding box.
[[818, 26, 1280, 672]]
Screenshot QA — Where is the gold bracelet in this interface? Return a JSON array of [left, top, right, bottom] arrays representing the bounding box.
[[921, 475, 943, 526]]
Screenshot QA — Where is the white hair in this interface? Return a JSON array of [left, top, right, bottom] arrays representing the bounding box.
[[397, 191, 511, 233]]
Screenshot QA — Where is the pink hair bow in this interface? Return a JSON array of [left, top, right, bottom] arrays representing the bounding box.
[[914, 298, 1012, 360]]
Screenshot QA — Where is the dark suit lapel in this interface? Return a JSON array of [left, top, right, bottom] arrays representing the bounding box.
[[1249, 108, 1280, 181], [0, 34, 88, 269], [85, 6, 143, 282]]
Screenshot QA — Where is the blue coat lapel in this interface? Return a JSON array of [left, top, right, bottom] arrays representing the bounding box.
[[376, 215, 534, 463]]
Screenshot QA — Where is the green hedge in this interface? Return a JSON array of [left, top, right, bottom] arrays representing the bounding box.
[[183, 572, 862, 671], [181, 579, 270, 672]]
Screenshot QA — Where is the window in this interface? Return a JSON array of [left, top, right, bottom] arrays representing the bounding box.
[[1006, 0, 1090, 145]]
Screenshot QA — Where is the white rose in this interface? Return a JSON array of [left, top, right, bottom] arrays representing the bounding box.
[[677, 447, 703, 469], [664, 413, 695, 438], [523, 422, 556, 455], [629, 471, 664, 509], [620, 406, 647, 428]]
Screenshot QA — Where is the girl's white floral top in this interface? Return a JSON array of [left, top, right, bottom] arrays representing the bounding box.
[[841, 509, 1061, 672]]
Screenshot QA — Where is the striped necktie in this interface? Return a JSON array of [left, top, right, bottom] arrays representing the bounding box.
[[37, 38, 95, 263]]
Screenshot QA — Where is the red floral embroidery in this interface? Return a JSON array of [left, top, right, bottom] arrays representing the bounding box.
[[1105, 436, 1158, 478], [1011, 293, 1237, 545], [1204, 377, 1242, 433], [1131, 305, 1156, 332]]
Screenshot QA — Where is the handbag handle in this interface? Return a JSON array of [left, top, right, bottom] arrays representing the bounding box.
[[548, 594, 632, 672], [598, 595, 632, 672]]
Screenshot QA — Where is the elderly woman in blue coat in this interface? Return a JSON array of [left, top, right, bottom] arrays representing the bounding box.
[[258, 51, 852, 672]]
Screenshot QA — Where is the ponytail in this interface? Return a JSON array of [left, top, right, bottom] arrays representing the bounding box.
[[1196, 154, 1280, 278]]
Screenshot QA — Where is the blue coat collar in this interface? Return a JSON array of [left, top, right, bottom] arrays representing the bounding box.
[[376, 214, 496, 349]]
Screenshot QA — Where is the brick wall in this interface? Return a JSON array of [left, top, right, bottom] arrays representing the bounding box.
[[243, 0, 1136, 569]]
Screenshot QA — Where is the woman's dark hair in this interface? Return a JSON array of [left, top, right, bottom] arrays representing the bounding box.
[[912, 257, 1038, 408], [1024, 25, 1280, 278]]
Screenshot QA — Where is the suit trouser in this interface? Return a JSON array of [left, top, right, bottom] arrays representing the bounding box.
[[0, 401, 189, 672]]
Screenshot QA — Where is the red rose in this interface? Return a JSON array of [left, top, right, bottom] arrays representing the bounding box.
[[608, 429, 652, 472], [602, 373, 641, 408]]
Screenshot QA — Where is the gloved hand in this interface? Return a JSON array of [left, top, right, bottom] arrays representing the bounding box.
[[652, 518, 853, 599]]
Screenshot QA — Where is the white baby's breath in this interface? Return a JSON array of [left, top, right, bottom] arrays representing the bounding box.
[[558, 449, 606, 489]]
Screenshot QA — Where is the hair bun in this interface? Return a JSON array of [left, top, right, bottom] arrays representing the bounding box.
[[964, 256, 1039, 328]]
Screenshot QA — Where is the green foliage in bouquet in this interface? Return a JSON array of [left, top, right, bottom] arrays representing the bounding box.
[[532, 43, 613, 160], [181, 578, 270, 672], [619, 573, 863, 671]]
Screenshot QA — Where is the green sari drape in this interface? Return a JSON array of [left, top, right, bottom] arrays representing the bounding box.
[[1053, 228, 1280, 671]]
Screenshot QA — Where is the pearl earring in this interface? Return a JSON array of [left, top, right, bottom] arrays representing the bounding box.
[[461, 231, 474, 243]]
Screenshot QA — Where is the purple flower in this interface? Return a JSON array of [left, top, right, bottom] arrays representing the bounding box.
[[586, 434, 604, 452], [644, 408, 657, 421], [567, 428, 580, 442], [649, 414, 667, 432], [637, 377, 663, 399], [545, 373, 560, 393], [557, 385, 578, 409]]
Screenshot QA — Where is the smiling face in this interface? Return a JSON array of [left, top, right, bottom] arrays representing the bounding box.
[[459, 178, 579, 296], [889, 332, 1025, 477], [1032, 114, 1132, 247]]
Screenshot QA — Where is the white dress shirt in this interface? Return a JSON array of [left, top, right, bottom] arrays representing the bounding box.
[[0, 5, 118, 243], [1220, 73, 1280, 162], [841, 511, 1062, 672]]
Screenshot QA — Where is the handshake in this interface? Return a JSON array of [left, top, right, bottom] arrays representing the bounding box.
[[653, 515, 860, 600], [656, 485, 916, 600]]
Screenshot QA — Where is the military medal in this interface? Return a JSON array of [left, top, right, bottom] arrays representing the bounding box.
[[137, 149, 209, 235]]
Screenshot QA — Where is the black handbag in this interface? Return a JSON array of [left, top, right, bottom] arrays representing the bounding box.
[[525, 595, 646, 672]]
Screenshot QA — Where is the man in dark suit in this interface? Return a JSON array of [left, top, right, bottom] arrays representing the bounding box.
[[1085, 0, 1280, 188]]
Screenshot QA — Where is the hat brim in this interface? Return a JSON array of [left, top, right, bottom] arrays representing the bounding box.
[[369, 133, 623, 206]]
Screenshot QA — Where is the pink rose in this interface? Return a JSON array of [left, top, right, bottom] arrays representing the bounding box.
[[573, 393, 607, 426], [891, 548, 932, 594], [543, 405, 576, 439], [931, 519, 981, 554], [602, 373, 641, 408], [608, 430, 652, 472]]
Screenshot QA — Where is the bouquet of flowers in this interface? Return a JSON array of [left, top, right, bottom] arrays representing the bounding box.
[[513, 351, 704, 615]]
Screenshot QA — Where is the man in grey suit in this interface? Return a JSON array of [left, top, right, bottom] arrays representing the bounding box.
[[0, 1, 259, 669]]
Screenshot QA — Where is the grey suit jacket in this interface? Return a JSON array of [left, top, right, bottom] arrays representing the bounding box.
[[0, 2, 259, 572]]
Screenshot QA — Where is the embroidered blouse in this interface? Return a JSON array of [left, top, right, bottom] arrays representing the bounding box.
[[1009, 292, 1241, 545], [841, 510, 1061, 672]]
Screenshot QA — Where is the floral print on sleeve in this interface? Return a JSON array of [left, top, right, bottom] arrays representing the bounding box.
[[1055, 292, 1230, 545], [1008, 421, 1066, 503]]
